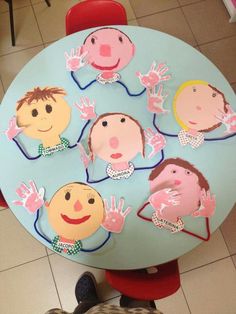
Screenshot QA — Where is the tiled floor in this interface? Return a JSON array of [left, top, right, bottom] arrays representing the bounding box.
[[0, 0, 236, 313]]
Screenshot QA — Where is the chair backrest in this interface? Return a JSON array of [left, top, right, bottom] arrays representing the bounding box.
[[105, 260, 180, 300], [65, 0, 128, 35], [0, 190, 7, 208]]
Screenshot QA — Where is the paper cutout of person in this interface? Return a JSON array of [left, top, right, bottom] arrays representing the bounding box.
[[5, 88, 94, 159], [80, 113, 165, 181], [137, 158, 215, 239], [173, 81, 230, 148], [13, 181, 131, 255]]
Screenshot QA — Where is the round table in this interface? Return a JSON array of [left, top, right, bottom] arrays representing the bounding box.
[[0, 26, 235, 270]]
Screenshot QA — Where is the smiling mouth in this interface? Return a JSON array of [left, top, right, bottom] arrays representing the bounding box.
[[91, 58, 120, 71], [61, 214, 91, 225], [38, 126, 52, 132], [110, 153, 122, 159], [188, 121, 197, 125]]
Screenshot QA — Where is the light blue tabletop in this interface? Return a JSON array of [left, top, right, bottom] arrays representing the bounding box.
[[0, 26, 235, 269]]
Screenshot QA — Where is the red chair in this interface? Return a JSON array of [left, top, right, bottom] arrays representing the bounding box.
[[0, 190, 8, 208], [65, 0, 128, 36], [106, 260, 180, 301]]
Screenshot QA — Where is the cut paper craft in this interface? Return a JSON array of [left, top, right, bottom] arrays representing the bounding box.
[[6, 88, 94, 160], [102, 196, 132, 233], [136, 62, 171, 91], [146, 84, 169, 114], [66, 27, 150, 97], [137, 158, 216, 240], [215, 104, 236, 134], [80, 112, 165, 182], [173, 80, 234, 148], [13, 181, 131, 255], [66, 27, 135, 84]]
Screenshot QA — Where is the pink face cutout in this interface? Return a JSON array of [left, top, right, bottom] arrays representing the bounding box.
[[150, 163, 202, 220], [175, 84, 227, 132], [83, 28, 135, 74], [89, 113, 144, 165]]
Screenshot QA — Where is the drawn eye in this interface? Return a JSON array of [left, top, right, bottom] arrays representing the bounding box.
[[91, 37, 95, 44], [88, 198, 95, 204], [32, 109, 38, 117], [171, 169, 177, 174], [46, 104, 52, 113], [193, 87, 197, 92], [65, 192, 71, 201], [120, 117, 125, 123], [212, 93, 217, 97], [185, 170, 192, 176], [119, 36, 123, 43], [102, 121, 108, 127]]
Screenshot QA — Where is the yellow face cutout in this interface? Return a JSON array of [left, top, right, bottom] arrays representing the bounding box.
[[45, 183, 104, 241], [16, 95, 71, 146]]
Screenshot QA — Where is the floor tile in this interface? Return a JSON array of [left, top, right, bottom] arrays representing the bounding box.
[[231, 82, 236, 93], [0, 45, 44, 91], [137, 8, 197, 46], [181, 257, 236, 313], [182, 0, 236, 45], [0, 79, 5, 103], [200, 36, 236, 84], [128, 19, 139, 26], [116, 0, 136, 20], [232, 255, 236, 268], [179, 229, 229, 273], [46, 247, 55, 256], [49, 254, 120, 313], [155, 288, 190, 314], [221, 204, 236, 255], [33, 0, 79, 43], [0, 209, 47, 271], [178, 0, 204, 5], [0, 6, 43, 56], [130, 0, 179, 18], [0, 0, 31, 13], [0, 258, 60, 314]]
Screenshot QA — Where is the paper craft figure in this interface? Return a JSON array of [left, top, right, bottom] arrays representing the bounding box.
[[5, 88, 96, 160], [79, 113, 166, 182], [153, 80, 236, 148], [137, 158, 215, 240], [65, 27, 171, 97], [13, 181, 131, 255]]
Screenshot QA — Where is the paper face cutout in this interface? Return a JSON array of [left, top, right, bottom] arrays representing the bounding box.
[[173, 81, 230, 147], [13, 181, 131, 255], [15, 87, 71, 153], [45, 183, 105, 241], [82, 27, 135, 82], [147, 158, 215, 232], [88, 113, 144, 180]]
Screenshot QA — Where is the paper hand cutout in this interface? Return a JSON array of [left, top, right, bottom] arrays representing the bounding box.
[[216, 105, 236, 134], [149, 189, 180, 212], [75, 97, 96, 120], [13, 181, 45, 214], [145, 128, 166, 159], [78, 143, 91, 168], [136, 62, 171, 90], [102, 196, 132, 233], [147, 84, 169, 114], [5, 116, 23, 140], [192, 189, 216, 218], [65, 47, 88, 71]]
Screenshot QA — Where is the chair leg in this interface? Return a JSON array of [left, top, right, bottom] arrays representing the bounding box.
[[45, 0, 51, 7], [8, 0, 15, 46]]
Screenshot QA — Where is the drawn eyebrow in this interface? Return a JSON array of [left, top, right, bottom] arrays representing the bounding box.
[[83, 188, 92, 191], [91, 35, 98, 39]]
